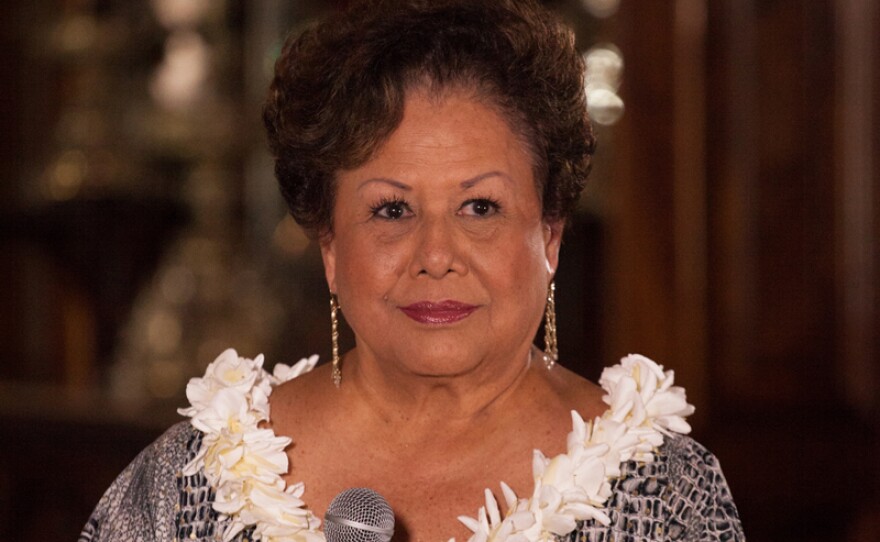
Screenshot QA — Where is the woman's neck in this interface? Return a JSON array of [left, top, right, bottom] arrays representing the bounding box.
[[341, 344, 546, 431]]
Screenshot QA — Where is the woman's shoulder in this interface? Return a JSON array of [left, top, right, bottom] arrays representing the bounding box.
[[101, 420, 200, 496], [122, 421, 202, 480], [79, 422, 206, 542], [149, 420, 202, 465], [266, 361, 340, 436], [627, 434, 736, 501], [549, 363, 607, 419], [594, 434, 745, 541], [658, 433, 730, 477]]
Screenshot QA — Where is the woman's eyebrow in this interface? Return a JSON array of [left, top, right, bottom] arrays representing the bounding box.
[[356, 172, 511, 192], [460, 170, 512, 189], [357, 177, 412, 192]]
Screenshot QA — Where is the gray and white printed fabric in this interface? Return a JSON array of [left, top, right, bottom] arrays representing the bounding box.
[[79, 422, 745, 542]]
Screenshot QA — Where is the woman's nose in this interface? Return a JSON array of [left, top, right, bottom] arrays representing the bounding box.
[[409, 217, 467, 279]]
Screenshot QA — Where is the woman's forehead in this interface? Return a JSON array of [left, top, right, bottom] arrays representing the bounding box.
[[351, 91, 534, 181]]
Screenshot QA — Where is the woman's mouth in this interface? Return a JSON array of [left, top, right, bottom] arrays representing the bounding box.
[[398, 301, 478, 325]]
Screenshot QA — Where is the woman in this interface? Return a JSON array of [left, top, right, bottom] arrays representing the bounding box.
[[80, 1, 744, 541]]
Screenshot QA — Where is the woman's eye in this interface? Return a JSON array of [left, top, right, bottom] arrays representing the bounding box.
[[371, 200, 412, 220], [460, 198, 500, 217]]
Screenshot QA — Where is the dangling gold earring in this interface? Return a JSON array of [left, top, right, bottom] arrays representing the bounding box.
[[543, 281, 558, 369], [330, 293, 341, 387]]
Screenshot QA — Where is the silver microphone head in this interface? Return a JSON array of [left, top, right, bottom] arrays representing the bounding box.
[[324, 488, 395, 542]]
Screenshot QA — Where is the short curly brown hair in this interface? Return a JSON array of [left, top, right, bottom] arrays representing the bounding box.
[[263, 0, 595, 240]]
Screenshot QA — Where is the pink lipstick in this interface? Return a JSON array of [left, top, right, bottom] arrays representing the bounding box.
[[399, 300, 478, 325]]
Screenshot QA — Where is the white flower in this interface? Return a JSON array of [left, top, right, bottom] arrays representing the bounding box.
[[178, 349, 269, 420], [180, 349, 324, 542], [184, 350, 690, 542], [214, 479, 247, 515], [272, 355, 320, 384], [243, 480, 311, 524], [202, 428, 291, 486], [190, 387, 258, 435], [599, 354, 695, 435], [459, 353, 693, 542]]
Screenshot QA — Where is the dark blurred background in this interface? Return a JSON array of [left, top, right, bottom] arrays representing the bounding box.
[[0, 1, 877, 541]]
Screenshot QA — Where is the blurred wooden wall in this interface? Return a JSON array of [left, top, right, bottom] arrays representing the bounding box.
[[605, 0, 879, 540]]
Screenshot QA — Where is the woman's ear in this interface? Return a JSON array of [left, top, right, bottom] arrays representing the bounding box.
[[319, 236, 338, 293], [543, 219, 564, 277]]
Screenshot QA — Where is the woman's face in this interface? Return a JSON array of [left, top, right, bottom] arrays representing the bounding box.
[[321, 88, 562, 377]]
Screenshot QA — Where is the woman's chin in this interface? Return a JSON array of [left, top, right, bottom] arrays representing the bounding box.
[[400, 362, 479, 379], [384, 345, 507, 380]]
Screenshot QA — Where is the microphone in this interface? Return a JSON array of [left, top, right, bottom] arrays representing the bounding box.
[[324, 488, 396, 542]]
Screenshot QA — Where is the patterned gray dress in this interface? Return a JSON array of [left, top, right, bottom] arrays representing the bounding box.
[[78, 422, 745, 542]]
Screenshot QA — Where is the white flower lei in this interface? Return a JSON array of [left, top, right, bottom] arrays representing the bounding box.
[[178, 350, 694, 542]]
